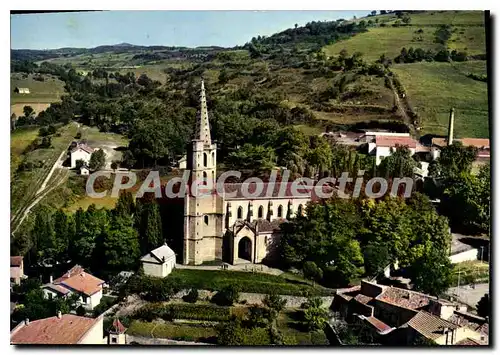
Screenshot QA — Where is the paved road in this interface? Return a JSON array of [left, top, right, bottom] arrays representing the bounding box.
[[446, 283, 489, 308]]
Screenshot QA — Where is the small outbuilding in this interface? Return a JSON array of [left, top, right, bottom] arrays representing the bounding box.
[[80, 163, 90, 176], [140, 243, 176, 278], [14, 87, 30, 94]]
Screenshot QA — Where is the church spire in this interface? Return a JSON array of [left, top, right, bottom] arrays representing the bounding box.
[[195, 79, 211, 144]]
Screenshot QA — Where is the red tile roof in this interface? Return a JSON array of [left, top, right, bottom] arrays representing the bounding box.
[[377, 287, 431, 310], [407, 311, 458, 340], [10, 256, 23, 267], [60, 272, 105, 296], [52, 265, 105, 296], [71, 143, 94, 154], [376, 136, 417, 149], [43, 283, 71, 295], [109, 319, 127, 334], [11, 314, 100, 344], [53, 265, 85, 284], [354, 294, 373, 305], [459, 138, 490, 149], [365, 316, 393, 333]]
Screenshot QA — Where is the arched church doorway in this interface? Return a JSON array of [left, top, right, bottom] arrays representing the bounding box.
[[238, 237, 252, 261]]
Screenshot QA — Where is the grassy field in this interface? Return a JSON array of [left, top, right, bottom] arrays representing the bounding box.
[[392, 61, 489, 138], [324, 11, 486, 62], [167, 269, 333, 296], [11, 123, 79, 218], [323, 27, 442, 62], [11, 74, 65, 117]]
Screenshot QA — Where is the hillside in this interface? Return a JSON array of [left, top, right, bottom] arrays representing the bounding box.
[[322, 10, 489, 137], [10, 10, 490, 140]]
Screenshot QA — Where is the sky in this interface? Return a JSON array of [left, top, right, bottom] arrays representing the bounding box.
[[11, 10, 370, 50]]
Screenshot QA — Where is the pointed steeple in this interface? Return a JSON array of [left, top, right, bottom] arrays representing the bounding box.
[[195, 80, 211, 144]]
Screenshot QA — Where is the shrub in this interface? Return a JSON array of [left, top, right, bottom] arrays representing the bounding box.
[[212, 284, 240, 306], [263, 294, 287, 313], [183, 288, 199, 303]]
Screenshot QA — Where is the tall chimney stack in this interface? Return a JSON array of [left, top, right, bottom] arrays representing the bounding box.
[[447, 108, 455, 146]]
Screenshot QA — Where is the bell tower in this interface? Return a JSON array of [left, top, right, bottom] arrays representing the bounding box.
[[183, 80, 221, 265]]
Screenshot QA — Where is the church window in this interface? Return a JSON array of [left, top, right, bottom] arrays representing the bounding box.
[[277, 205, 283, 218], [237, 206, 243, 219], [203, 171, 207, 181], [204, 153, 208, 167], [258, 206, 264, 218], [212, 152, 215, 164], [204, 215, 209, 225]]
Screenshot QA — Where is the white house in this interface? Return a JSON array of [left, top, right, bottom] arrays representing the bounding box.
[[70, 143, 94, 169], [141, 243, 177, 277], [11, 313, 105, 344], [42, 265, 105, 310]]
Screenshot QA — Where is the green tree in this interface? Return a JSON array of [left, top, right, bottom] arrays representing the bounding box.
[[227, 143, 276, 175], [102, 214, 140, 271], [53, 209, 74, 260], [23, 105, 35, 119], [273, 127, 310, 174], [409, 248, 453, 296], [363, 241, 390, 277], [136, 199, 163, 254], [433, 141, 478, 178], [307, 136, 333, 177], [89, 149, 106, 171], [115, 191, 136, 217], [441, 165, 490, 234], [303, 261, 323, 285], [476, 293, 489, 318], [378, 146, 419, 178], [218, 68, 229, 84], [31, 207, 56, 263], [280, 200, 364, 287]]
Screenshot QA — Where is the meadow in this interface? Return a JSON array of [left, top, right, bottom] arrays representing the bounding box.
[[392, 61, 489, 138]]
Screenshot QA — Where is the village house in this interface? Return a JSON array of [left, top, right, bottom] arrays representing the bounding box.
[[14, 87, 30, 94], [140, 243, 177, 278], [70, 141, 94, 169], [10, 256, 27, 286], [332, 280, 488, 346], [41, 265, 105, 310], [11, 312, 105, 345]]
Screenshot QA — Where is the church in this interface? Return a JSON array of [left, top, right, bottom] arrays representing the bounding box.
[[181, 81, 325, 265]]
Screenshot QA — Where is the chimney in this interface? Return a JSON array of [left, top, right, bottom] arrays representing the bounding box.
[[25, 318, 29, 326], [57, 311, 62, 319], [447, 108, 455, 146]]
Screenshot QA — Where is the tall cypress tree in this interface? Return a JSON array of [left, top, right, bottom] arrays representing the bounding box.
[[138, 201, 163, 254]]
